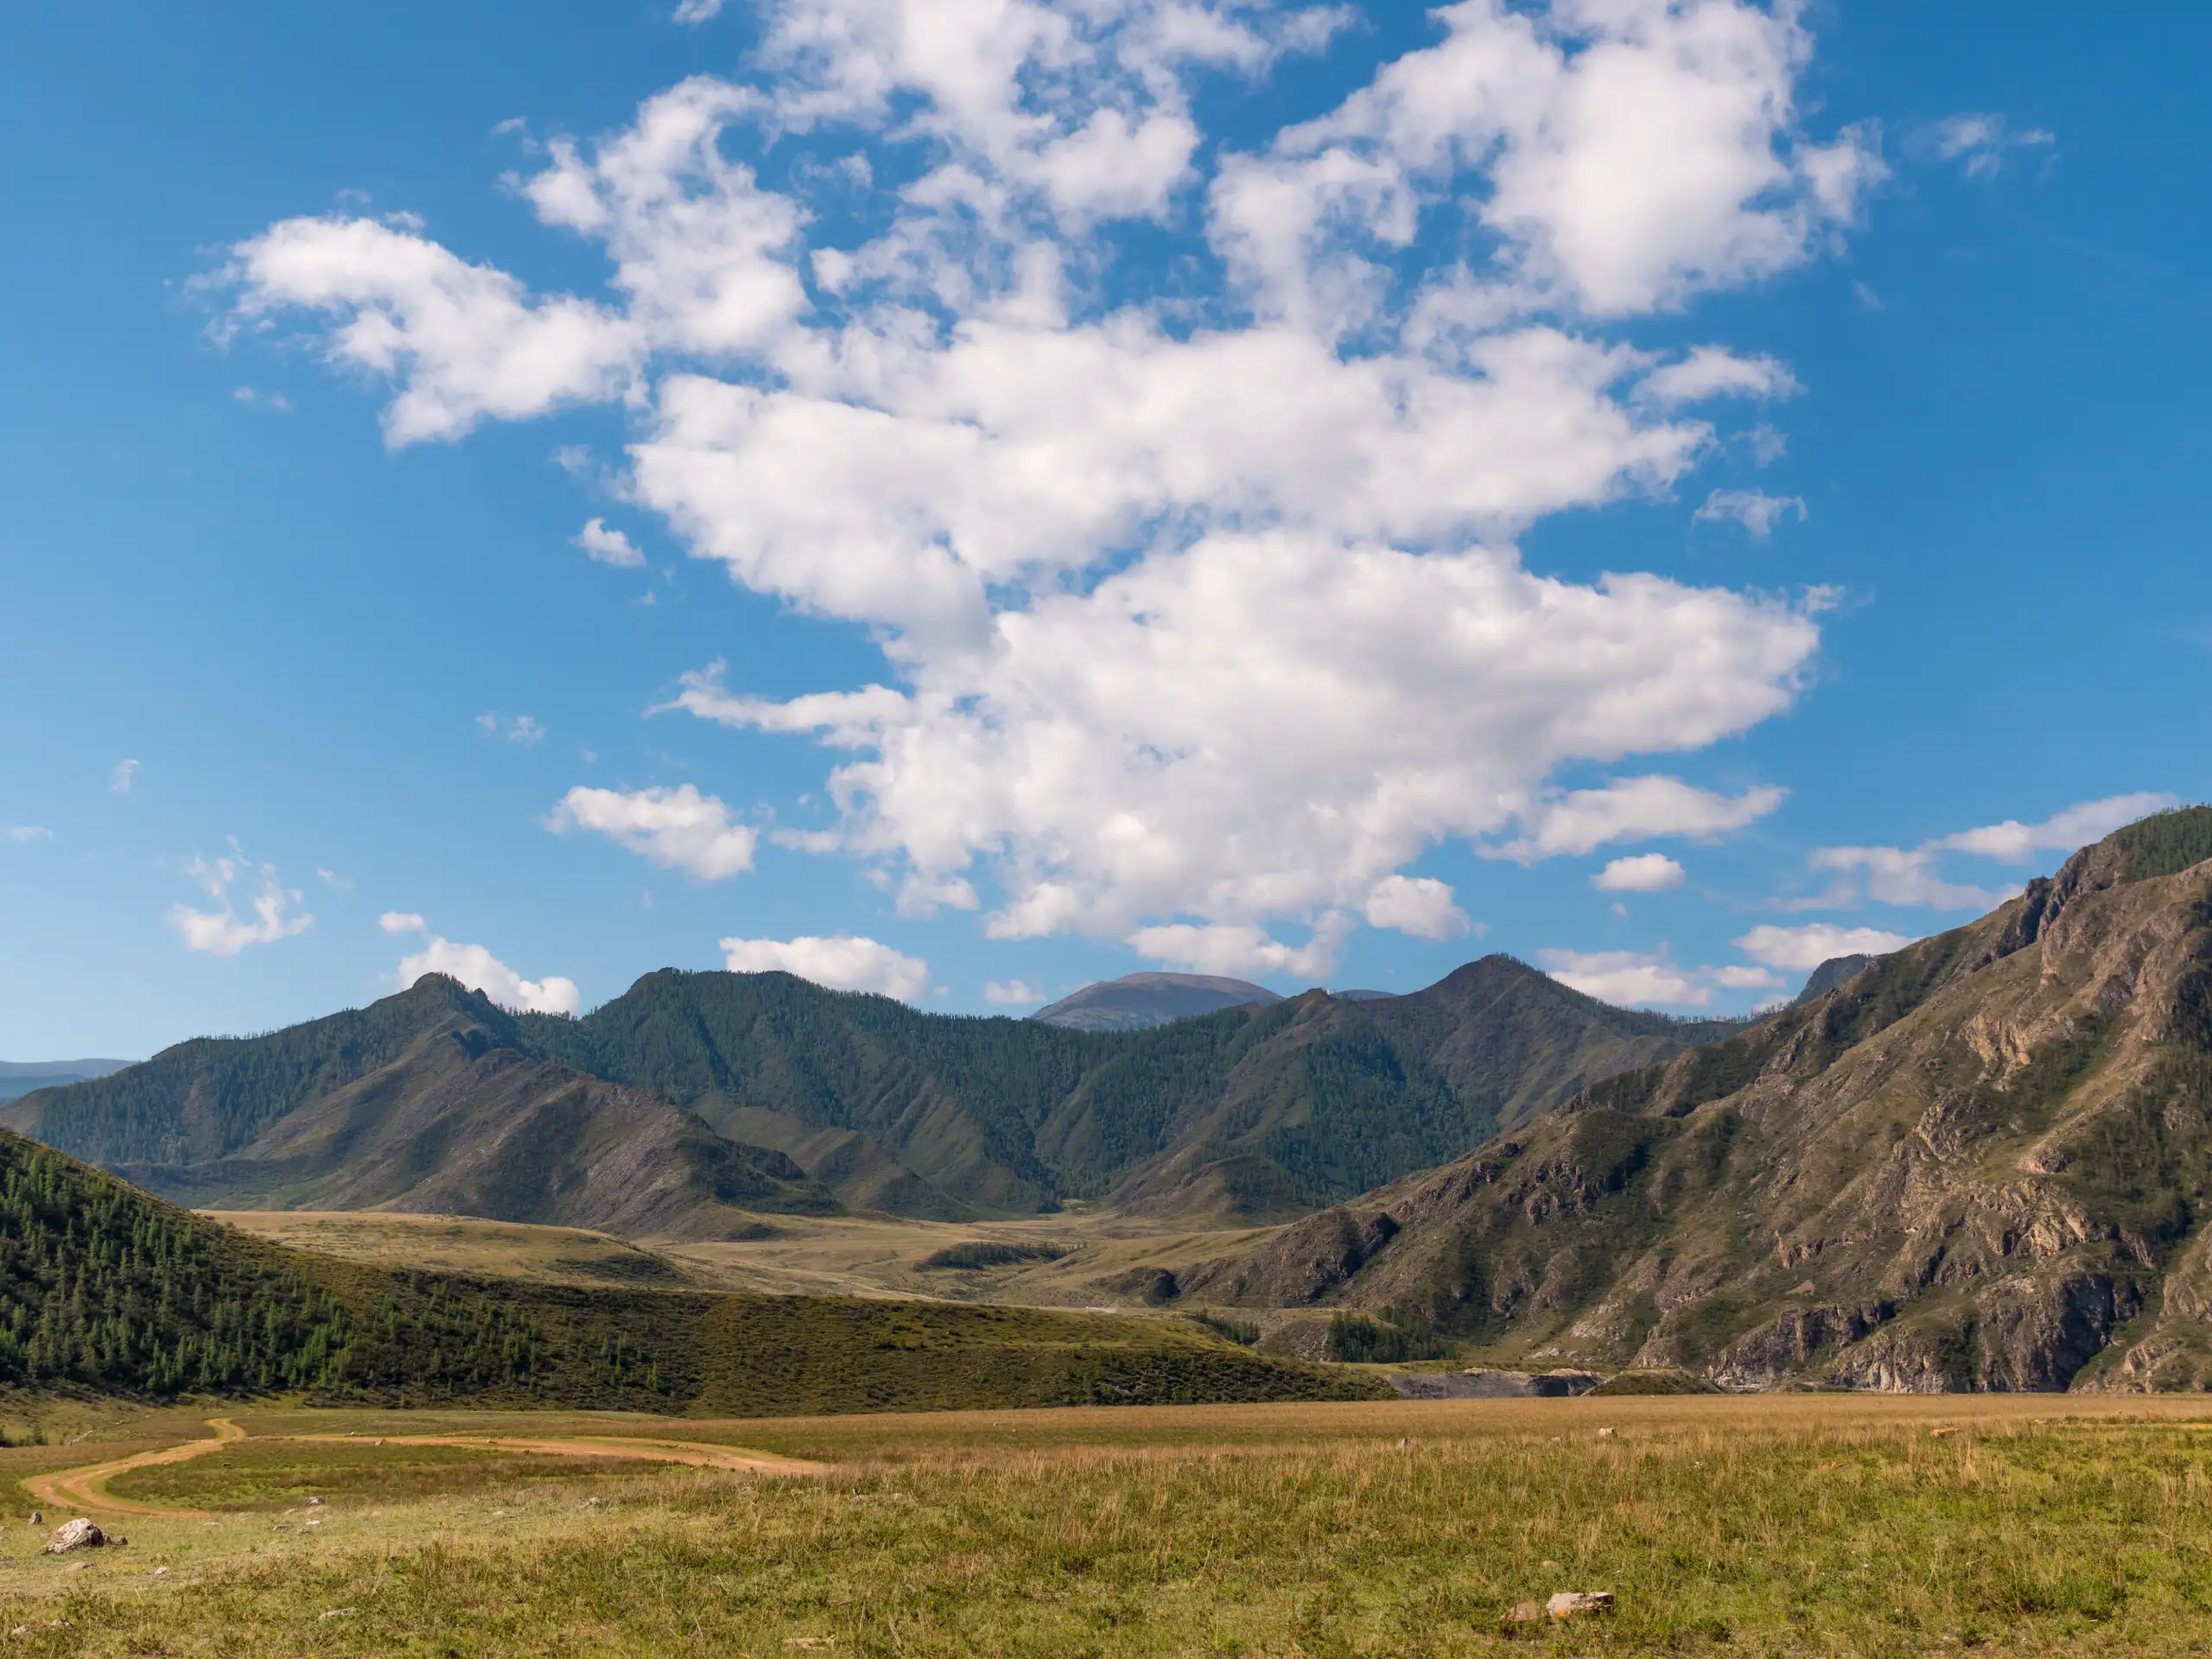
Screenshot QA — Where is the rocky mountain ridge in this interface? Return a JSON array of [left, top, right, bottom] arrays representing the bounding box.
[[1177, 808, 2212, 1393]]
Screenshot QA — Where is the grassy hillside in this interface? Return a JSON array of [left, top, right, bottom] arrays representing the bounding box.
[[1188, 810, 2212, 1393], [0, 1128, 1374, 1413]]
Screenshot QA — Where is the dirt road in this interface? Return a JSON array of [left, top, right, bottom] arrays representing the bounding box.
[[22, 1420, 820, 1519]]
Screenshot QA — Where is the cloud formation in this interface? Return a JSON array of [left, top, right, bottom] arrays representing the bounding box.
[[720, 933, 930, 999], [1594, 853, 1686, 893], [575, 518, 645, 567], [550, 784, 759, 880], [1540, 946, 1777, 1009], [226, 0, 1878, 967], [1802, 791, 2177, 912], [1923, 114, 2055, 180], [1733, 922, 1916, 973], [169, 849, 314, 957], [397, 931, 581, 1014], [111, 759, 140, 795], [1694, 487, 1806, 537]]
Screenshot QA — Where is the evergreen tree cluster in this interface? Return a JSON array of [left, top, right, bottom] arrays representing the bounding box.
[[0, 1138, 348, 1393], [0, 1130, 694, 1407]]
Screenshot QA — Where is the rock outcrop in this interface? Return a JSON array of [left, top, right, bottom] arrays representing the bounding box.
[[1181, 808, 2212, 1393]]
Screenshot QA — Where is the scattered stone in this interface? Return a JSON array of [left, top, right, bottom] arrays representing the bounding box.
[[307, 1496, 326, 1507], [60, 1562, 87, 1573], [25, 1512, 39, 1527], [321, 1608, 356, 1622], [150, 1567, 169, 1578], [42, 1519, 105, 1554]]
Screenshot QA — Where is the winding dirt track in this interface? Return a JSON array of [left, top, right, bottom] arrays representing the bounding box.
[[22, 1419, 821, 1519]]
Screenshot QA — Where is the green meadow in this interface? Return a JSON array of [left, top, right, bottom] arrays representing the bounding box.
[[3, 1395, 2212, 1656]]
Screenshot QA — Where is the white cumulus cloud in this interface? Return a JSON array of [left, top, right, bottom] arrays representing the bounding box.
[[379, 911, 427, 933], [575, 518, 645, 567], [1800, 791, 2178, 912], [549, 784, 758, 880], [1361, 875, 1470, 940], [169, 849, 314, 957], [1541, 946, 1779, 1008], [398, 934, 581, 1014], [223, 0, 1885, 965], [720, 934, 930, 1000], [1934, 792, 2177, 863], [1733, 923, 1916, 974], [1498, 777, 1788, 861], [111, 759, 141, 794], [6, 826, 53, 844], [984, 979, 1044, 1006], [1594, 853, 1686, 893]]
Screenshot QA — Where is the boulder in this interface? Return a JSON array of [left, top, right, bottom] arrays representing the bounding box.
[[1547, 1591, 1615, 1618], [43, 1518, 104, 1554]]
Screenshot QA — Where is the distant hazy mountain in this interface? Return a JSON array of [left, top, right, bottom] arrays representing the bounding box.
[[1032, 973, 1284, 1031], [7, 957, 1753, 1230], [0, 1058, 133, 1103]]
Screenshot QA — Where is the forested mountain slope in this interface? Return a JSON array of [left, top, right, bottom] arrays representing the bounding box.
[[5, 955, 1748, 1225], [1186, 809, 2212, 1394], [514, 955, 1744, 1217], [1, 978, 832, 1236], [0, 1128, 1370, 1411]]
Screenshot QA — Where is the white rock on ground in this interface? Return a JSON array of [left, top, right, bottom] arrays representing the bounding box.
[[43, 1519, 105, 1554]]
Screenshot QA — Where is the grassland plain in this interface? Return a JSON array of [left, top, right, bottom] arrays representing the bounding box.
[[207, 1204, 1293, 1308], [4, 1396, 2212, 1656]]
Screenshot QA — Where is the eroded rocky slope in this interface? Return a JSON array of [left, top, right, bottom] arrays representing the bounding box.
[[1185, 810, 2212, 1392]]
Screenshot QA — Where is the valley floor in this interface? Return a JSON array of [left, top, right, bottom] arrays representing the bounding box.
[[5, 1395, 2212, 1655], [208, 1205, 1290, 1308]]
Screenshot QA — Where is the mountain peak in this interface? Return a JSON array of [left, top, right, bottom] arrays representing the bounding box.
[[1032, 973, 1284, 1032]]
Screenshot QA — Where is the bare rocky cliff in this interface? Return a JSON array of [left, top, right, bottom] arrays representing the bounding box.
[[1183, 809, 2212, 1393]]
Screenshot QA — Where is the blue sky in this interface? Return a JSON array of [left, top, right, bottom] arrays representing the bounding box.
[[3, 0, 2208, 1058]]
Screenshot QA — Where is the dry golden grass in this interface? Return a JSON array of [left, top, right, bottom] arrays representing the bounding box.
[[206, 1204, 1291, 1314], [3, 1394, 2212, 1654], [203, 1211, 704, 1290]]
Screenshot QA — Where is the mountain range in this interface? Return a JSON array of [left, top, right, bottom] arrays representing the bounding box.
[[0, 1057, 132, 1103], [1180, 807, 2212, 1394], [2, 955, 1747, 1233]]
